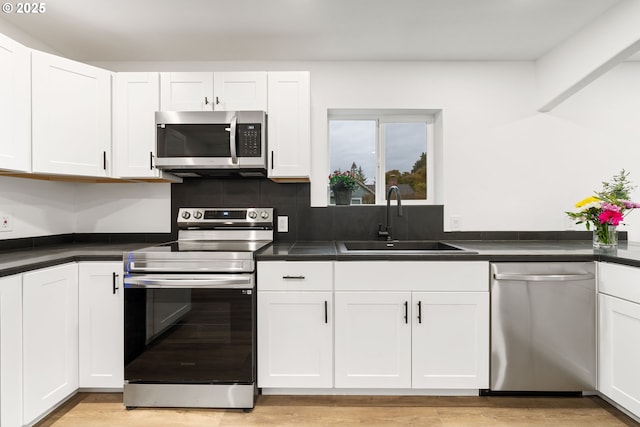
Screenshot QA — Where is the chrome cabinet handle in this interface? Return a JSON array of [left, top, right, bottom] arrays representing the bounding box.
[[282, 275, 305, 280], [417, 301, 422, 324]]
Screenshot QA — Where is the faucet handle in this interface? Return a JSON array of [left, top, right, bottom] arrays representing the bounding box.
[[377, 223, 389, 239]]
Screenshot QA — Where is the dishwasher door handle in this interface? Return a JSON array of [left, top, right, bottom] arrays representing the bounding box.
[[493, 272, 594, 282]]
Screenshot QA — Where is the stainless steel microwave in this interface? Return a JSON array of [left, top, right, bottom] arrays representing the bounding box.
[[155, 111, 267, 177]]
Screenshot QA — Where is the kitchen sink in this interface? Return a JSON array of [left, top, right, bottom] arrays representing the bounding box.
[[336, 240, 476, 254]]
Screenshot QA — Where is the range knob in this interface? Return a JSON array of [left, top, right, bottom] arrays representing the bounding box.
[[260, 210, 270, 219], [248, 210, 258, 219], [193, 211, 203, 219], [181, 211, 191, 219]]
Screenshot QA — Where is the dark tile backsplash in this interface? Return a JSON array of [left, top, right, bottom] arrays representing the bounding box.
[[170, 177, 446, 242]]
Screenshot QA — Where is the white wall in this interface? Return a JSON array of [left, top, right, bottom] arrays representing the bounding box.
[[0, 176, 171, 239], [0, 176, 75, 238]]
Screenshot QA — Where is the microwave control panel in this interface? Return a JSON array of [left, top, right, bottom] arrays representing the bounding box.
[[237, 124, 262, 157]]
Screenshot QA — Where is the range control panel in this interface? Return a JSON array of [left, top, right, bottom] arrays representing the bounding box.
[[177, 207, 273, 228]]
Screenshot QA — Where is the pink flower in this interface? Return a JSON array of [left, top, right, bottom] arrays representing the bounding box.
[[601, 203, 621, 212], [599, 209, 623, 226], [621, 200, 640, 209]]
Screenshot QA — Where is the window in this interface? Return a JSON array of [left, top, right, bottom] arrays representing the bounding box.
[[328, 110, 436, 205]]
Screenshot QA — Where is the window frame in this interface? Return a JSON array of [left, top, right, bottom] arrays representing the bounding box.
[[328, 111, 436, 206]]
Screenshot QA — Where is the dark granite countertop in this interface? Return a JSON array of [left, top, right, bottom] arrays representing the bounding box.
[[3, 239, 640, 278], [0, 242, 153, 277], [256, 240, 640, 267]]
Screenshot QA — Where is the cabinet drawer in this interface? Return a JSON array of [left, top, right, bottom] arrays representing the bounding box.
[[598, 262, 640, 304], [335, 261, 488, 292], [258, 261, 333, 291]]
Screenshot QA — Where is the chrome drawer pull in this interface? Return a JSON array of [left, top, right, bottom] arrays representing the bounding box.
[[282, 275, 305, 280]]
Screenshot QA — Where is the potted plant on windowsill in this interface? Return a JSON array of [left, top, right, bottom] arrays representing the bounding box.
[[329, 170, 358, 205]]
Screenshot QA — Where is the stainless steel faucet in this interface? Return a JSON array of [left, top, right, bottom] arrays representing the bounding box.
[[378, 185, 403, 241]]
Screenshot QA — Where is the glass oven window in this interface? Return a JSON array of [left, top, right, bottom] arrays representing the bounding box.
[[124, 287, 254, 384]]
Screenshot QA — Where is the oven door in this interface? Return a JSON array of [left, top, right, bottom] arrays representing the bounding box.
[[124, 273, 255, 385]]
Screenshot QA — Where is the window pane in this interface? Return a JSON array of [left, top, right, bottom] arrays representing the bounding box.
[[384, 122, 428, 201], [329, 120, 376, 205]]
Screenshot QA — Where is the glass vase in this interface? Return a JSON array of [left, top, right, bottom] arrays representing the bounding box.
[[593, 225, 618, 249]]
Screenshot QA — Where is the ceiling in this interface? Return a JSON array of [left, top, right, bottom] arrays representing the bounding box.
[[0, 0, 624, 62]]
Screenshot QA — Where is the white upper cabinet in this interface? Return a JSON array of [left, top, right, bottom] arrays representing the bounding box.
[[31, 50, 112, 177], [213, 72, 267, 111], [160, 72, 213, 111], [267, 71, 311, 181], [0, 33, 30, 172], [113, 72, 163, 178], [160, 71, 267, 111]]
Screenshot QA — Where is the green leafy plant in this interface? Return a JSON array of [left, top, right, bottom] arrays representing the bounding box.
[[329, 170, 358, 191]]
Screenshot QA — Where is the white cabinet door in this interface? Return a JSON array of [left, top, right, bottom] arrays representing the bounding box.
[[412, 292, 489, 389], [267, 71, 310, 181], [334, 291, 412, 388], [213, 71, 267, 111], [599, 293, 640, 417], [160, 72, 214, 111], [0, 274, 22, 427], [113, 72, 161, 178], [78, 262, 123, 389], [0, 33, 30, 172], [22, 263, 79, 425], [258, 291, 332, 388], [31, 50, 112, 177]]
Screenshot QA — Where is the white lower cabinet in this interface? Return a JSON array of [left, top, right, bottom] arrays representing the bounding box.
[[598, 262, 640, 418], [334, 261, 489, 390], [0, 274, 23, 427], [22, 263, 79, 425], [258, 260, 489, 393], [412, 292, 489, 389], [78, 262, 124, 389], [258, 291, 333, 388], [257, 261, 333, 388], [334, 292, 412, 388]]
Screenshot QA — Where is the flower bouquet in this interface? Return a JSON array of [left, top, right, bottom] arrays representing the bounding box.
[[566, 169, 640, 248]]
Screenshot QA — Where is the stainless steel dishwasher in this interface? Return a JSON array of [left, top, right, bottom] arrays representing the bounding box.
[[490, 262, 596, 393]]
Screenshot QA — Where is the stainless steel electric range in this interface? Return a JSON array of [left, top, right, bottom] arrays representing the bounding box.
[[122, 207, 273, 410]]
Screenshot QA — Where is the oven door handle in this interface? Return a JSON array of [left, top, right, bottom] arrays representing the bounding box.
[[124, 274, 254, 289]]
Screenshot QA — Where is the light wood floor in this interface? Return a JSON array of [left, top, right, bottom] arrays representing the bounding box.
[[36, 393, 640, 427]]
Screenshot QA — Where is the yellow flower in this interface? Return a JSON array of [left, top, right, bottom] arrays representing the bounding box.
[[575, 196, 600, 208]]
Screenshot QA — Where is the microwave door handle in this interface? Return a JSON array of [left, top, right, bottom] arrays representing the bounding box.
[[230, 114, 238, 164]]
